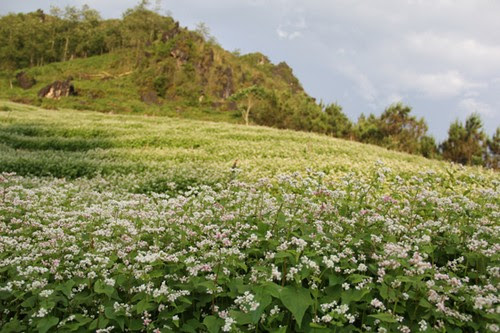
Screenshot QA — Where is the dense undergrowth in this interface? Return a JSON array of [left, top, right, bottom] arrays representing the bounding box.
[[0, 102, 499, 332], [1, 166, 499, 332]]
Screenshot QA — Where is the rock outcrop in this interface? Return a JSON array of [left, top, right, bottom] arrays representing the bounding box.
[[38, 79, 76, 99]]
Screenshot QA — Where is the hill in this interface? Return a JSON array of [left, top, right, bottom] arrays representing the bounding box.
[[0, 5, 342, 135], [0, 101, 475, 186], [2, 5, 498, 168], [0, 101, 499, 332]]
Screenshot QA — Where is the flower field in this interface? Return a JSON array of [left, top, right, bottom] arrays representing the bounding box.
[[0, 102, 499, 332]]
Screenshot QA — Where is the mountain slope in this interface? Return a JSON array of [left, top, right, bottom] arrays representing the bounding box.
[[0, 8, 330, 132], [0, 101, 493, 185], [1, 101, 499, 332]]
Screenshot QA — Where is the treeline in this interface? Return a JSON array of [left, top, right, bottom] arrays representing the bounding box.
[[0, 3, 181, 70], [230, 90, 499, 169], [351, 105, 499, 169], [0, 3, 498, 169]]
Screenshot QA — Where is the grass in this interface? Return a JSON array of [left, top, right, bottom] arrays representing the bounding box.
[[0, 52, 242, 123]]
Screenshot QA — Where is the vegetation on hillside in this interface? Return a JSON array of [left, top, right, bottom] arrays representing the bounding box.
[[0, 3, 498, 169], [1, 103, 499, 332], [0, 102, 447, 184]]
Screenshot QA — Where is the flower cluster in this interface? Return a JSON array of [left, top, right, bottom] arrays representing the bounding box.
[[0, 164, 498, 331]]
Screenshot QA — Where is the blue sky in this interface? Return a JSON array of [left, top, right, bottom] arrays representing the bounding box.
[[2, 0, 499, 140]]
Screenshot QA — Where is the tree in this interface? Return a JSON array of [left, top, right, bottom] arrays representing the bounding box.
[[230, 85, 267, 126], [441, 113, 487, 166], [354, 113, 383, 145], [486, 127, 500, 169], [323, 103, 352, 138], [378, 103, 428, 154], [195, 22, 217, 45], [419, 135, 439, 159]]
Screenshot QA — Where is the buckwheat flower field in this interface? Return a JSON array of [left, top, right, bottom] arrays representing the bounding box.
[[0, 102, 499, 332]]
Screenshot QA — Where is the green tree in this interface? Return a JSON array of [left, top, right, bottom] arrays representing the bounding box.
[[486, 127, 500, 169], [419, 135, 439, 159], [353, 113, 383, 145], [195, 22, 217, 45], [441, 113, 487, 166], [230, 85, 267, 125], [378, 102, 428, 154], [323, 103, 352, 138], [353, 103, 434, 157]]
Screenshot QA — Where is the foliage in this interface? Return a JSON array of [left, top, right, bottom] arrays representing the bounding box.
[[0, 164, 498, 332], [230, 85, 267, 125], [0, 6, 498, 168], [1, 102, 499, 331], [354, 103, 437, 157], [441, 114, 487, 166], [486, 127, 500, 169], [323, 103, 352, 139]]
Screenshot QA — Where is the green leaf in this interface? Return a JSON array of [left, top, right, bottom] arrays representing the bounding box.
[[89, 319, 98, 331], [57, 280, 75, 298], [203, 315, 223, 333], [230, 310, 253, 325], [94, 280, 114, 297], [254, 282, 282, 298], [348, 274, 368, 283], [1, 318, 26, 332], [127, 318, 144, 331], [114, 317, 125, 331], [379, 284, 388, 300], [252, 294, 272, 324], [62, 315, 93, 331], [0, 290, 11, 300], [279, 285, 312, 328], [135, 298, 155, 313], [368, 313, 397, 323], [104, 306, 116, 319], [21, 295, 37, 308], [418, 298, 432, 309], [98, 317, 110, 329], [328, 274, 344, 286], [36, 316, 59, 333], [342, 288, 370, 304]]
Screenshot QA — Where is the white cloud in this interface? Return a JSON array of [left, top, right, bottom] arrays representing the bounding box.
[[276, 26, 302, 40], [385, 93, 404, 105], [406, 32, 500, 75], [459, 98, 496, 118], [399, 70, 483, 98], [3, 0, 500, 138], [336, 64, 378, 103], [275, 8, 307, 40]]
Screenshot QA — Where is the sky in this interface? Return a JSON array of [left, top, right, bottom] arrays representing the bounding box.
[[1, 0, 499, 140]]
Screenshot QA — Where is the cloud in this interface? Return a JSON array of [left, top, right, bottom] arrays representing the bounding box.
[[2, 0, 500, 138], [385, 93, 404, 105], [335, 64, 378, 103], [276, 26, 302, 40], [458, 98, 496, 118], [275, 6, 307, 40], [398, 70, 484, 98], [406, 32, 500, 75]]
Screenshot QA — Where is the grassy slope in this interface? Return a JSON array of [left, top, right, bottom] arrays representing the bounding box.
[[1, 101, 495, 186], [0, 41, 306, 125], [1, 103, 499, 332], [0, 51, 243, 123]]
